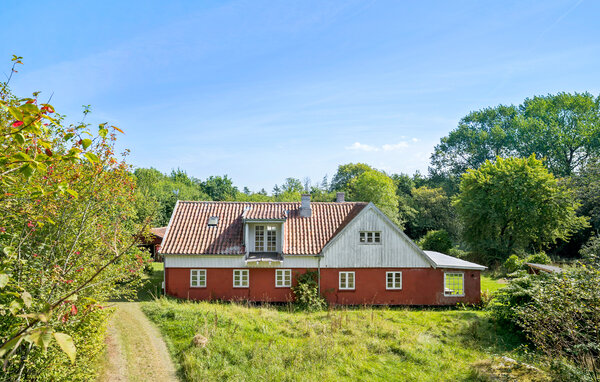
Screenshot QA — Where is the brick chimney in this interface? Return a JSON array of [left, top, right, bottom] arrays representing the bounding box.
[[336, 192, 345, 203], [300, 194, 312, 217]]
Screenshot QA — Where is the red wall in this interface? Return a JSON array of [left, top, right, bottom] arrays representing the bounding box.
[[165, 267, 481, 305]]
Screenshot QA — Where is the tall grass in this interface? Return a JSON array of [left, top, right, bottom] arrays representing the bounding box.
[[142, 299, 527, 381]]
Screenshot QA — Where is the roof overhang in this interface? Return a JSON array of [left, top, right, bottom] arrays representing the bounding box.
[[245, 252, 283, 267]]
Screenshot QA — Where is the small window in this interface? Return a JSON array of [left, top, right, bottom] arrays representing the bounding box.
[[360, 231, 381, 244], [233, 269, 249, 288], [386, 272, 402, 290], [444, 272, 464, 297], [208, 216, 219, 227], [266, 226, 277, 252], [339, 271, 355, 290], [190, 269, 206, 288], [275, 269, 292, 287]]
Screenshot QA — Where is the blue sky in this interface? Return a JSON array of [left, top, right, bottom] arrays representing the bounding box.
[[2, 0, 599, 191]]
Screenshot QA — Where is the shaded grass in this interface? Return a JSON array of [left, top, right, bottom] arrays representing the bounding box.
[[142, 299, 530, 382], [137, 262, 164, 301]]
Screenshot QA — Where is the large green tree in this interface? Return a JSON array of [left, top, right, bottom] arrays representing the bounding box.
[[431, 92, 600, 180], [330, 163, 373, 191], [454, 156, 587, 264], [348, 170, 401, 227]]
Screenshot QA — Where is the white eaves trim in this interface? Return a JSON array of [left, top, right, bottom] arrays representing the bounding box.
[[158, 199, 179, 255], [424, 251, 487, 270], [320, 203, 437, 268]]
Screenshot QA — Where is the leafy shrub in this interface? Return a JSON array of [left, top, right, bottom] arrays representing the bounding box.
[[580, 235, 600, 263], [524, 252, 551, 265], [291, 270, 326, 311], [516, 266, 600, 376], [489, 266, 600, 378], [503, 255, 524, 274], [418, 230, 453, 253], [448, 246, 469, 259]]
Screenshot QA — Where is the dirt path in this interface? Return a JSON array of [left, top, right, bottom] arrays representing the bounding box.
[[97, 302, 178, 382]]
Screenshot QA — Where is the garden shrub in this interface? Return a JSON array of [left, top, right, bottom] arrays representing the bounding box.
[[418, 229, 453, 253], [489, 265, 600, 379], [516, 266, 600, 376], [524, 252, 551, 265], [503, 254, 524, 274], [291, 270, 326, 311]]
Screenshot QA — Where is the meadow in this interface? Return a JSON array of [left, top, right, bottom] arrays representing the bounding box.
[[141, 287, 541, 382]]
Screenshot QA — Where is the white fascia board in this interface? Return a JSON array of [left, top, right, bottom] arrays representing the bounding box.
[[158, 199, 179, 256]]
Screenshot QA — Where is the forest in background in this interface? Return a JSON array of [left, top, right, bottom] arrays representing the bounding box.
[[135, 92, 600, 267]]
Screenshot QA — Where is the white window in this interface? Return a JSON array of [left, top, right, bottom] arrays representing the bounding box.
[[190, 269, 206, 288], [254, 225, 277, 252], [444, 272, 464, 297], [255, 226, 264, 251], [266, 226, 277, 252], [275, 269, 292, 287], [233, 269, 249, 288], [339, 271, 355, 290], [386, 272, 402, 290], [359, 231, 381, 244]]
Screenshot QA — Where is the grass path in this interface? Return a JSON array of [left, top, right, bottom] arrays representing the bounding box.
[[97, 302, 178, 382]]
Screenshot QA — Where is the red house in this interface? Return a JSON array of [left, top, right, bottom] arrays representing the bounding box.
[[160, 194, 485, 305]]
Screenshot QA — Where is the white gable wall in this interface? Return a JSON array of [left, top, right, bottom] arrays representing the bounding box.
[[321, 206, 431, 268]]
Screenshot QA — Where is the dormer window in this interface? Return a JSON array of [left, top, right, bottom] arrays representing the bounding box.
[[208, 216, 218, 227], [254, 225, 277, 252]]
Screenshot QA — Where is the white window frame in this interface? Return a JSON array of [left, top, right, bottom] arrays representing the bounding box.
[[233, 269, 249, 288], [275, 269, 292, 288], [359, 231, 381, 244], [444, 272, 465, 297], [190, 269, 206, 288], [386, 271, 402, 290], [339, 271, 355, 290], [254, 225, 278, 252]]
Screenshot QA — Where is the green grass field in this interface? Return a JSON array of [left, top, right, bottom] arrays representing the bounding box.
[[480, 275, 506, 294], [142, 298, 534, 382]]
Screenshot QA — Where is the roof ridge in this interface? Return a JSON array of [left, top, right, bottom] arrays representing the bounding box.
[[176, 200, 368, 204]]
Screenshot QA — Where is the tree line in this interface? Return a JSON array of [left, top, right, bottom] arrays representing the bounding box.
[[136, 92, 600, 266]]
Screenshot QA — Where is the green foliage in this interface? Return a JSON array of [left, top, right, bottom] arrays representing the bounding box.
[[525, 252, 551, 265], [503, 255, 524, 274], [407, 186, 457, 239], [580, 235, 600, 263], [431, 92, 600, 179], [418, 230, 453, 253], [0, 61, 149, 379], [489, 266, 600, 378], [291, 270, 326, 311], [330, 162, 373, 191], [575, 158, 600, 233], [515, 266, 600, 377], [454, 156, 588, 265], [201, 175, 238, 201], [348, 169, 401, 227]]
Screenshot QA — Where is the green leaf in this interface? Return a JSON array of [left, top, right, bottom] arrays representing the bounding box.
[[0, 273, 9, 288], [98, 128, 108, 138], [66, 189, 79, 198], [12, 152, 31, 162], [21, 291, 32, 308], [14, 133, 25, 145], [20, 164, 34, 178], [53, 333, 76, 364], [0, 336, 24, 358], [81, 139, 92, 150], [84, 152, 99, 163]]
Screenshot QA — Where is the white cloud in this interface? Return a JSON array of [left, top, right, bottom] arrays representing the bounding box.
[[345, 142, 380, 152], [382, 142, 409, 151], [346, 140, 415, 152]]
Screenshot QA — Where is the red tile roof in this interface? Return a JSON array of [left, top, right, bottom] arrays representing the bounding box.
[[160, 201, 367, 255], [150, 227, 167, 238]]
